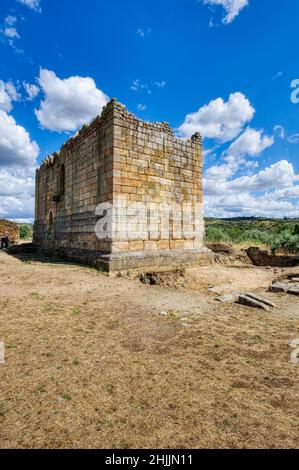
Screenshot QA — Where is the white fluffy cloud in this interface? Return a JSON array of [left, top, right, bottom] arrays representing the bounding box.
[[0, 108, 39, 222], [274, 125, 299, 145], [5, 16, 17, 26], [178, 89, 298, 217], [205, 191, 299, 218], [0, 8, 38, 221], [131, 79, 151, 94], [225, 128, 274, 159], [204, 167, 299, 215], [203, 0, 249, 24], [227, 160, 299, 193], [5, 82, 21, 102], [0, 168, 35, 197], [204, 157, 299, 218], [0, 168, 35, 221], [16, 0, 41, 12], [0, 172, 35, 222], [178, 92, 255, 142], [35, 69, 109, 132], [199, 92, 299, 218], [0, 16, 21, 49], [0, 80, 21, 112], [4, 27, 20, 39], [155, 81, 166, 89], [0, 110, 39, 168], [23, 81, 40, 100], [0, 82, 14, 113], [204, 129, 274, 190], [136, 28, 152, 38]]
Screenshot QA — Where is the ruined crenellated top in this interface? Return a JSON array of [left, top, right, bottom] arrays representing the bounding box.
[[39, 99, 202, 169]]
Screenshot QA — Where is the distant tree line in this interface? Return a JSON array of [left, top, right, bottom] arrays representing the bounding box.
[[205, 219, 299, 254]]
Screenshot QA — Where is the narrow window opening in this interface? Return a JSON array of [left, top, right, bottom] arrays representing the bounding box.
[[48, 211, 54, 228], [60, 164, 65, 195]]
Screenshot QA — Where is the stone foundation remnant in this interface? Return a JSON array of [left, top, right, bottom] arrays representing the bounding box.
[[33, 99, 212, 273], [246, 247, 299, 268]]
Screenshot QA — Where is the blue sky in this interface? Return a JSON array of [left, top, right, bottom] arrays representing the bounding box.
[[0, 0, 299, 221]]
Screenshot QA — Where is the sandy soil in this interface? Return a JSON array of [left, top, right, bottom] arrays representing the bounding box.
[[0, 251, 299, 449]]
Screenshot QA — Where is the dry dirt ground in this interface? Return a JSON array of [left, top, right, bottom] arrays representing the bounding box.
[[0, 250, 299, 449]]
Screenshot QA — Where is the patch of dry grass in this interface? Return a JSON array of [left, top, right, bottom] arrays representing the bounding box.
[[0, 252, 299, 448]]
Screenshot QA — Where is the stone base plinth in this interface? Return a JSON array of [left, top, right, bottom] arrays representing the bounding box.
[[23, 245, 215, 274], [96, 248, 215, 274]]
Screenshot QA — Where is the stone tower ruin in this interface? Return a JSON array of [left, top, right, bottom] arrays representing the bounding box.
[[33, 99, 209, 272]]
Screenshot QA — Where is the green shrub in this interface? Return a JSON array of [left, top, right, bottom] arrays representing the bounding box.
[[19, 224, 32, 240], [205, 218, 299, 254]]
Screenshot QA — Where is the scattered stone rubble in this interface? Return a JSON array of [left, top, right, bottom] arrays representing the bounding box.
[[216, 293, 240, 303], [269, 282, 299, 296], [206, 243, 234, 254], [216, 292, 276, 311], [237, 294, 272, 311], [215, 275, 298, 311]]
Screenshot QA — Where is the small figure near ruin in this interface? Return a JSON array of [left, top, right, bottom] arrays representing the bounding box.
[[1, 234, 10, 250]]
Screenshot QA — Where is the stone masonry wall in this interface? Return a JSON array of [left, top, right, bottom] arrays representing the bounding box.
[[34, 99, 206, 271], [111, 101, 204, 254], [34, 103, 114, 260]]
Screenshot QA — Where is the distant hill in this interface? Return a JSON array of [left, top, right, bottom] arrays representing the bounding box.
[[205, 217, 299, 222]]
